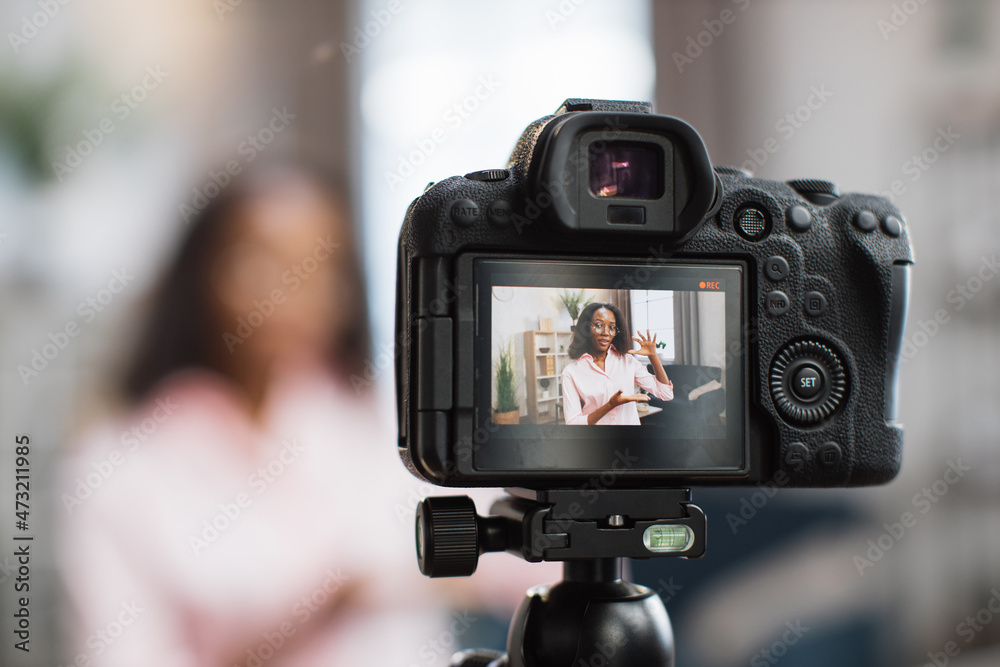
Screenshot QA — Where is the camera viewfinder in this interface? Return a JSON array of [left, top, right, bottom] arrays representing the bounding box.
[[588, 142, 663, 200]]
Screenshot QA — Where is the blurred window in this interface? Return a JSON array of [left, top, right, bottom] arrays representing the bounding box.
[[356, 0, 654, 386]]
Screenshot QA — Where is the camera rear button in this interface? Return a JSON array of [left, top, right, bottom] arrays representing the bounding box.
[[786, 205, 812, 232], [804, 291, 828, 317], [487, 200, 512, 227], [785, 442, 809, 469], [818, 442, 843, 470], [854, 210, 877, 232], [765, 291, 790, 316], [449, 199, 481, 227], [882, 215, 903, 237], [764, 256, 790, 281], [791, 365, 825, 401]]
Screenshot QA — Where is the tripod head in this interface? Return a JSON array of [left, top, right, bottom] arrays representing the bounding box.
[[415, 489, 705, 667], [417, 488, 705, 577]]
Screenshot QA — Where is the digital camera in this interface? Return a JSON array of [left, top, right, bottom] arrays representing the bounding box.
[[395, 98, 913, 489]]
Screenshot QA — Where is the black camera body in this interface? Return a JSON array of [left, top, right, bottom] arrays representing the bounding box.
[[396, 99, 913, 490]]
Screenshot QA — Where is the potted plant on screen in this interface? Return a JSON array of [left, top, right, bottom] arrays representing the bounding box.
[[559, 289, 593, 330], [493, 340, 520, 425]]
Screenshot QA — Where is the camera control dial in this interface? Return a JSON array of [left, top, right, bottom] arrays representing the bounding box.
[[769, 340, 847, 425], [787, 179, 840, 205], [464, 168, 510, 182]]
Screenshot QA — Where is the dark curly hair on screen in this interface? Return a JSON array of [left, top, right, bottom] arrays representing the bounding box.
[[567, 302, 630, 360], [121, 165, 371, 403]]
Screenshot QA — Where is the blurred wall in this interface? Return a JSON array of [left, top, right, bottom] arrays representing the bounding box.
[[252, 0, 354, 174], [651, 2, 1000, 665], [0, 2, 354, 665]]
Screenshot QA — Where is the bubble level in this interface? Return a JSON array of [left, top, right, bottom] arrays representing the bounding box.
[[642, 524, 694, 553]]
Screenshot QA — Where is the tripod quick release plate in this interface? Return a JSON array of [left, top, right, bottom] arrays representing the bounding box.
[[416, 488, 705, 578]]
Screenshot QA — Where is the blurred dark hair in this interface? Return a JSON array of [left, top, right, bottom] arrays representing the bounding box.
[[568, 302, 630, 360], [122, 166, 371, 403]]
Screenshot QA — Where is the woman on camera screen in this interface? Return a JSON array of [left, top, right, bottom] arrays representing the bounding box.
[[561, 302, 674, 425]]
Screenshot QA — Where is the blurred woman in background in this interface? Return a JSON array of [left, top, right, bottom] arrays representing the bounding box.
[[57, 166, 542, 667]]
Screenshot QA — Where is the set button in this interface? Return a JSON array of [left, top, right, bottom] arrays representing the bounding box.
[[791, 364, 824, 401], [768, 339, 847, 426]]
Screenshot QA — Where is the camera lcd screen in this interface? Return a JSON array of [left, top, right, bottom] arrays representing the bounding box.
[[475, 259, 746, 475]]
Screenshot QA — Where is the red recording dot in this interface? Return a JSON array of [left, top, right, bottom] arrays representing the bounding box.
[[699, 281, 706, 289]]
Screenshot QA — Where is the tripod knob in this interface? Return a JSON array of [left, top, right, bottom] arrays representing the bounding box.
[[416, 496, 481, 577]]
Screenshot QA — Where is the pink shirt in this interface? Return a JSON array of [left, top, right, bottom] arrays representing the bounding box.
[[561, 348, 674, 425], [58, 368, 558, 667]]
